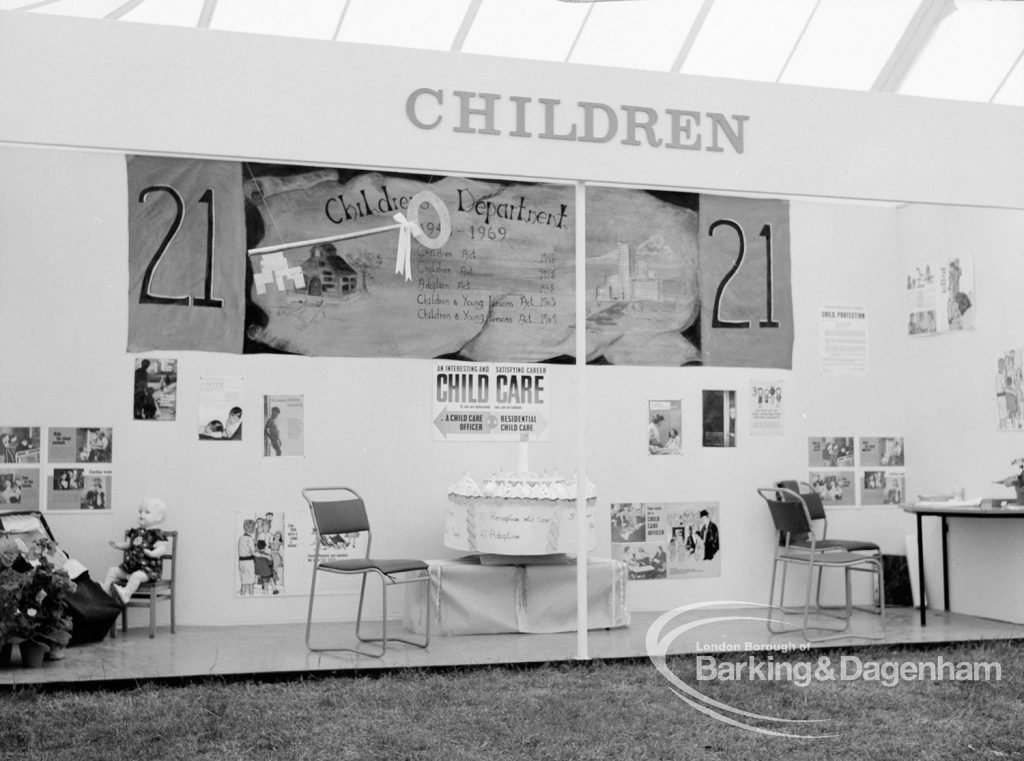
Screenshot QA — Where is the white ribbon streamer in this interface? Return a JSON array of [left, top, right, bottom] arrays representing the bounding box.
[[393, 212, 422, 281]]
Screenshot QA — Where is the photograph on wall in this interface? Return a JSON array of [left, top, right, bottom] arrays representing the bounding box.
[[432, 362, 550, 442], [0, 427, 40, 463], [859, 436, 905, 467], [862, 470, 906, 505], [585, 186, 792, 368], [47, 427, 112, 463], [48, 468, 111, 511], [807, 470, 856, 506], [647, 400, 682, 455], [808, 436, 855, 467], [198, 376, 244, 440], [996, 348, 1024, 430], [0, 469, 39, 509], [907, 257, 974, 336], [749, 381, 783, 436], [127, 156, 577, 362], [702, 389, 737, 448], [610, 502, 647, 543], [819, 304, 868, 376], [611, 541, 667, 581], [665, 503, 721, 579], [133, 357, 178, 420], [263, 395, 304, 457]]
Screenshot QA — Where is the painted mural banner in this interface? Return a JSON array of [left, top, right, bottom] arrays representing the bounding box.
[[127, 157, 792, 368], [585, 187, 792, 368]]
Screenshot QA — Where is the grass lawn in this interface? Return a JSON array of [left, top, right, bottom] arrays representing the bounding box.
[[0, 640, 1021, 760]]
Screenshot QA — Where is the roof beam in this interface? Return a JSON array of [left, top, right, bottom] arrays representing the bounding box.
[[451, 0, 484, 53], [671, 0, 715, 74], [872, 0, 957, 93], [106, 1, 148, 20], [197, 0, 218, 29]]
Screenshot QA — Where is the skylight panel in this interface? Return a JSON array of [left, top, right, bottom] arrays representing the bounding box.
[[336, 0, 473, 50], [209, 0, 342, 41], [461, 0, 588, 62]]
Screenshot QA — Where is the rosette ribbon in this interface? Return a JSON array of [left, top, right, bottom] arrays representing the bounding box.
[[393, 212, 422, 281]]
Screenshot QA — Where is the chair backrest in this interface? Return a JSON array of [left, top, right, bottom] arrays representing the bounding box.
[[301, 487, 371, 538], [774, 479, 826, 521], [757, 487, 813, 537]]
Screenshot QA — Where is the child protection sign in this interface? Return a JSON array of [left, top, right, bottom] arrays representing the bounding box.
[[432, 362, 549, 442]]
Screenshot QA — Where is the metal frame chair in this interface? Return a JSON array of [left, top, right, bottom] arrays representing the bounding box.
[[113, 530, 177, 639], [773, 480, 881, 614], [758, 487, 884, 642], [302, 487, 430, 657]]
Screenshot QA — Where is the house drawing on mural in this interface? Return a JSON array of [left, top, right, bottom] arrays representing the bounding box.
[[594, 242, 663, 303], [300, 243, 358, 298]]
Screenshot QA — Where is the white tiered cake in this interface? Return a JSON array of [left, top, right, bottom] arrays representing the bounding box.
[[445, 470, 597, 556]]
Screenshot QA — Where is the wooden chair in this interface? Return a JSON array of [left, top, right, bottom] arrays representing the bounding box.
[[112, 530, 177, 639]]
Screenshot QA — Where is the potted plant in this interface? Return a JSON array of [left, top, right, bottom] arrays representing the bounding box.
[[0, 535, 76, 667], [995, 458, 1024, 505]]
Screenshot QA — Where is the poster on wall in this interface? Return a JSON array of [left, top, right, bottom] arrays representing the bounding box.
[[807, 470, 856, 506], [235, 510, 292, 596], [749, 381, 783, 435], [0, 469, 39, 509], [432, 362, 549, 442], [907, 257, 974, 336], [647, 400, 681, 455], [198, 377, 244, 440], [808, 436, 855, 468], [48, 468, 111, 511], [610, 502, 720, 580], [133, 358, 178, 421], [996, 349, 1024, 430], [0, 427, 40, 463], [263, 395, 304, 457], [48, 427, 112, 463], [819, 304, 868, 376], [585, 187, 792, 368], [861, 470, 906, 505], [128, 156, 576, 362], [859, 437, 905, 467], [702, 390, 737, 448]]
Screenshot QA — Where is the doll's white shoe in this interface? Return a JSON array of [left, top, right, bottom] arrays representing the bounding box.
[[109, 584, 128, 606]]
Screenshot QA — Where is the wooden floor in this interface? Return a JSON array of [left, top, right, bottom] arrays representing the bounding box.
[[3, 605, 1023, 689]]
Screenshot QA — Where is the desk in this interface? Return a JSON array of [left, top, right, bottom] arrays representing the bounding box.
[[902, 499, 1024, 626]]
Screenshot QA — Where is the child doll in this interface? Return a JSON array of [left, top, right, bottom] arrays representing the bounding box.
[[104, 497, 170, 605]]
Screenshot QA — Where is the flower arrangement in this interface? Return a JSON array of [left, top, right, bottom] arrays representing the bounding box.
[[0, 535, 76, 656], [996, 458, 1024, 489]]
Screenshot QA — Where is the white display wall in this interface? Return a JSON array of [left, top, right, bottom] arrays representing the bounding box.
[[1, 12, 1022, 627]]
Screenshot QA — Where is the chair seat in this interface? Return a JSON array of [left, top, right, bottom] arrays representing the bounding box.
[[319, 558, 428, 575], [791, 538, 879, 552], [778, 547, 879, 565]]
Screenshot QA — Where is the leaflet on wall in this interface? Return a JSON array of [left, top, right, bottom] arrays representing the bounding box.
[[807, 470, 856, 506], [647, 400, 682, 455], [996, 349, 1024, 430], [749, 381, 783, 435], [235, 511, 292, 597], [585, 187, 792, 368], [0, 427, 40, 463], [198, 376, 244, 441], [819, 304, 868, 376], [263, 395, 304, 457], [47, 427, 112, 464], [702, 390, 737, 447], [859, 437, 905, 467], [861, 470, 906, 505], [0, 469, 39, 509], [48, 468, 111, 510], [907, 257, 974, 336], [609, 502, 720, 580], [133, 357, 178, 421], [433, 362, 549, 441]]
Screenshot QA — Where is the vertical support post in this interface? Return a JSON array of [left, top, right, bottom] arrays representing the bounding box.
[[575, 180, 589, 661]]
